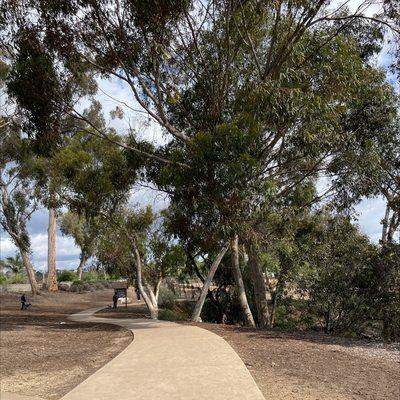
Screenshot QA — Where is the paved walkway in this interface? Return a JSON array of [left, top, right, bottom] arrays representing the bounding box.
[[61, 307, 265, 400]]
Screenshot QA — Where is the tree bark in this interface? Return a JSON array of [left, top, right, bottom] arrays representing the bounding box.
[[77, 253, 87, 281], [154, 276, 162, 303], [46, 207, 58, 291], [231, 234, 255, 327], [191, 243, 229, 322], [387, 211, 399, 244], [132, 238, 158, 319], [247, 242, 271, 328], [20, 249, 39, 295], [381, 203, 390, 245]]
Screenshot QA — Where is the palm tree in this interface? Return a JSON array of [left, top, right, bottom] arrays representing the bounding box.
[[2, 253, 24, 274]]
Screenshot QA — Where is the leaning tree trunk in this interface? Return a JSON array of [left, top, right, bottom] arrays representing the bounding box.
[[154, 276, 162, 303], [46, 207, 58, 291], [231, 234, 255, 327], [247, 242, 270, 328], [20, 249, 39, 295], [132, 238, 158, 319], [77, 252, 87, 281], [191, 243, 229, 322]]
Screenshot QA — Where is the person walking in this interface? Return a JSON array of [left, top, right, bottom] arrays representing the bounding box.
[[20, 294, 31, 310], [112, 292, 118, 309]]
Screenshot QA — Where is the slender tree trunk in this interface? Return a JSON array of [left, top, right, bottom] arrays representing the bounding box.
[[20, 249, 39, 295], [188, 252, 222, 315], [47, 207, 58, 291], [381, 203, 390, 245], [132, 238, 158, 319], [191, 243, 229, 322], [154, 276, 162, 303], [231, 234, 255, 327], [77, 253, 87, 281], [247, 242, 270, 328], [387, 212, 399, 244]]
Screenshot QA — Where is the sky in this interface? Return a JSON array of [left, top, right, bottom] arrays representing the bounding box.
[[0, 0, 399, 271]]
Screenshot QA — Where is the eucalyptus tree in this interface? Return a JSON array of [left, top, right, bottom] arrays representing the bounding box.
[[0, 130, 40, 294], [2, 0, 399, 324], [96, 206, 161, 319], [59, 211, 99, 280]]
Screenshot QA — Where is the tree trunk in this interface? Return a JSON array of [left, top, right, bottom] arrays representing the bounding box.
[[387, 212, 399, 244], [247, 242, 270, 328], [20, 249, 39, 295], [47, 207, 58, 291], [77, 253, 87, 281], [191, 243, 229, 322], [132, 238, 158, 319], [231, 234, 255, 327], [381, 203, 390, 245], [154, 276, 162, 303]]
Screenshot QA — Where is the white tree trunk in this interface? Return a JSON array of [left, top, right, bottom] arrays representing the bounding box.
[[132, 238, 158, 319], [381, 203, 390, 245], [231, 234, 255, 327], [77, 253, 87, 281], [20, 249, 39, 295], [47, 207, 58, 291], [191, 243, 229, 322], [155, 277, 162, 303]]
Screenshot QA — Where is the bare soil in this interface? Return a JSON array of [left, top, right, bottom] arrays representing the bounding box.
[[0, 290, 132, 400], [197, 323, 400, 400], [96, 304, 400, 400]]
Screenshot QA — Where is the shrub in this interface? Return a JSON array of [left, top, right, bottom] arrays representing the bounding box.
[[7, 273, 26, 284], [0, 274, 7, 284], [82, 271, 99, 282], [158, 287, 178, 309], [159, 309, 186, 321], [58, 270, 76, 282]]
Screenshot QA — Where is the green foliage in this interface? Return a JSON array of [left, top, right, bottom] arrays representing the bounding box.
[[273, 299, 318, 331], [158, 309, 186, 321], [0, 275, 7, 284], [7, 273, 27, 284], [158, 287, 178, 309], [57, 270, 76, 282], [82, 271, 99, 282]]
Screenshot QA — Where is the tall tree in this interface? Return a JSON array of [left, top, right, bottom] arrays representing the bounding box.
[[0, 132, 40, 294], [59, 211, 99, 280]]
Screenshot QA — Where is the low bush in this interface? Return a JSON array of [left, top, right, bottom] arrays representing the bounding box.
[[82, 271, 99, 282], [7, 273, 27, 284], [0, 274, 7, 284], [158, 287, 178, 309], [58, 270, 76, 282], [159, 309, 186, 321]]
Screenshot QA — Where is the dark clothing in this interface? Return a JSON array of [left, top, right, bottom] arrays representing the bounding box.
[[112, 294, 118, 309], [20, 294, 30, 310]]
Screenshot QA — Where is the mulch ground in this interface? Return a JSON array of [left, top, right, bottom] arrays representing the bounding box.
[[196, 323, 400, 400], [0, 290, 132, 400], [97, 303, 400, 400]]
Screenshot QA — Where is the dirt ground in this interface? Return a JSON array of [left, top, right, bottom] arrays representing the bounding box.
[[97, 304, 400, 400], [0, 290, 132, 400], [2, 294, 399, 400]]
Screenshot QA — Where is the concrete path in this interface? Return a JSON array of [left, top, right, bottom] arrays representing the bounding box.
[[61, 307, 265, 400]]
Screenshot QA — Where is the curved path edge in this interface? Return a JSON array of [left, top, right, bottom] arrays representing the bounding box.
[[61, 307, 266, 400]]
